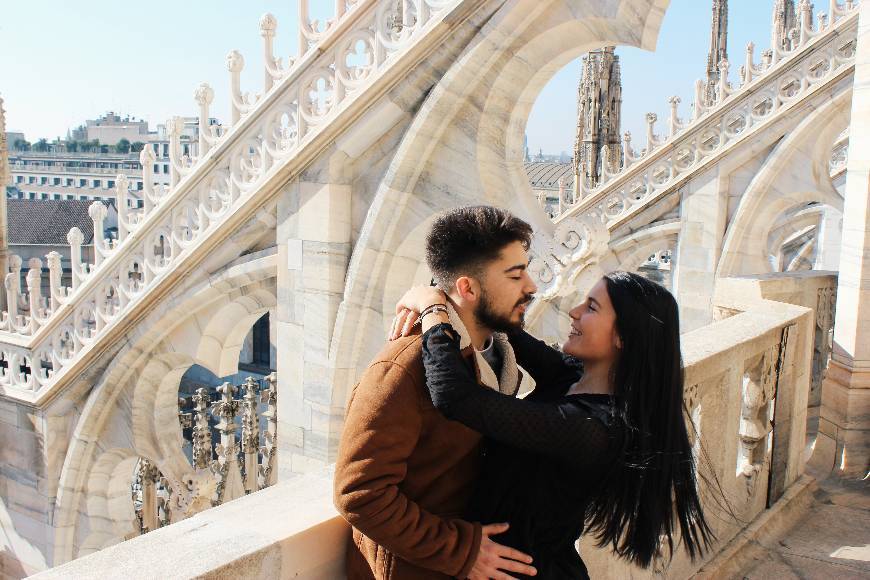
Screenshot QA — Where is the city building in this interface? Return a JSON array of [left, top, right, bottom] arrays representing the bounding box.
[[5, 113, 220, 202], [8, 151, 153, 202], [71, 112, 149, 145]]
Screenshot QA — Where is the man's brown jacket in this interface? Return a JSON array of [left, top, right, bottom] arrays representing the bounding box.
[[333, 309, 534, 579]]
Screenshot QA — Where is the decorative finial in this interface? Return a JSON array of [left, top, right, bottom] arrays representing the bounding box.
[[194, 82, 215, 107], [259, 13, 278, 36], [88, 201, 108, 222], [140, 144, 156, 165], [46, 251, 61, 269], [226, 50, 245, 73], [67, 227, 84, 247]]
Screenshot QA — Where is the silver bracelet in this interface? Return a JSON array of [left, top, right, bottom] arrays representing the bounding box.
[[415, 304, 448, 326]]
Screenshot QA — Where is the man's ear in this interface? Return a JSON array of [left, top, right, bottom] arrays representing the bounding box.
[[455, 276, 479, 303]]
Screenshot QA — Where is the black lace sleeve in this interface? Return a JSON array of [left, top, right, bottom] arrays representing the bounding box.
[[422, 323, 614, 465], [506, 330, 582, 392]]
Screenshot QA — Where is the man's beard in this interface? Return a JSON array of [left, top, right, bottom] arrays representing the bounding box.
[[475, 290, 534, 333]]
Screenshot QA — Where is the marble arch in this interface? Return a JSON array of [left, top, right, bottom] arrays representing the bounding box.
[[329, 0, 669, 413], [717, 87, 851, 278], [52, 254, 277, 562]]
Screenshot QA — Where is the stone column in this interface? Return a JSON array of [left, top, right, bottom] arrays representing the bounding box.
[[672, 168, 728, 332], [0, 97, 10, 311], [816, 2, 870, 479], [275, 177, 351, 478]]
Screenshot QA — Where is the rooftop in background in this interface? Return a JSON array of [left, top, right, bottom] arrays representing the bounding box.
[[7, 199, 109, 245], [10, 151, 141, 160], [525, 162, 574, 190]]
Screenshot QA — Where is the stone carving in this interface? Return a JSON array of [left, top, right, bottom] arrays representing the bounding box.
[[527, 213, 610, 312], [259, 373, 278, 488], [130, 374, 281, 536], [574, 47, 623, 190], [211, 382, 244, 504], [706, 0, 729, 106], [132, 458, 171, 535], [737, 341, 783, 478], [811, 285, 836, 405], [240, 377, 260, 494]]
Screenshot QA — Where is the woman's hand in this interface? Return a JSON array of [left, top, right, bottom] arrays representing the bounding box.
[[389, 285, 447, 340]]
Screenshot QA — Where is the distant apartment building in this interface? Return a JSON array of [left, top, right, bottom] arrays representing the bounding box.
[[6, 112, 220, 202], [71, 112, 150, 145], [8, 151, 156, 202]]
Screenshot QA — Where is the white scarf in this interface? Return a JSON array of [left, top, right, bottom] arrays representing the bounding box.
[[444, 303, 536, 397]]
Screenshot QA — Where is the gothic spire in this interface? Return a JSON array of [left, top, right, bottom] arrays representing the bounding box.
[[0, 96, 9, 302], [706, 0, 728, 105], [0, 96, 7, 188], [574, 46, 623, 191], [772, 0, 797, 51]]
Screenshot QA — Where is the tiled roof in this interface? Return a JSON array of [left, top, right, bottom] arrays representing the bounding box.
[[524, 162, 574, 189], [8, 199, 104, 245]]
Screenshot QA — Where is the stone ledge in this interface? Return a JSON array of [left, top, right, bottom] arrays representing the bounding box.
[[29, 469, 348, 580], [693, 474, 818, 580]]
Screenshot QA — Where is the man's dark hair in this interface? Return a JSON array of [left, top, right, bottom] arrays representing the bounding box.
[[425, 206, 533, 290]]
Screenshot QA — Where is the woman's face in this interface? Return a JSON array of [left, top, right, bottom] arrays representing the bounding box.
[[562, 278, 621, 363]]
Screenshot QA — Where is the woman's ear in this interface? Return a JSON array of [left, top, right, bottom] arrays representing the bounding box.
[[614, 334, 623, 350]]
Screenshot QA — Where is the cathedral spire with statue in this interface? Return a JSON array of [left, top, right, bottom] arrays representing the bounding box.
[[0, 97, 9, 302], [705, 0, 728, 105], [573, 45, 623, 192], [773, 0, 797, 51]]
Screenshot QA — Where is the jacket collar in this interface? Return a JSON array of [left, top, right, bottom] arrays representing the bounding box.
[[445, 303, 535, 397]]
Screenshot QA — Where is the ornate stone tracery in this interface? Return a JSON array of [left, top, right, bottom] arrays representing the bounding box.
[[737, 341, 782, 479], [0, 0, 462, 397]]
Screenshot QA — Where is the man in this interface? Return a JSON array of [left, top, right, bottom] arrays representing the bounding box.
[[334, 206, 540, 579]]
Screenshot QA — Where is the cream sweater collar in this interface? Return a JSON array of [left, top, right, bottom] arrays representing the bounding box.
[[444, 303, 535, 397]]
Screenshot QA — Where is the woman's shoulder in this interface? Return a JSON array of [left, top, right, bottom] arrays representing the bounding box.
[[563, 393, 624, 427]]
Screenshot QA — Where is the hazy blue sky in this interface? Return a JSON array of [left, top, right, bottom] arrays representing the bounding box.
[[2, 0, 775, 154]]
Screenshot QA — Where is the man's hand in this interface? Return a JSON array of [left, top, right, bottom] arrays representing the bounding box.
[[467, 523, 536, 579]]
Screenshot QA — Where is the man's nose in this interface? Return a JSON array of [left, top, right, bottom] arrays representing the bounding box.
[[525, 274, 538, 295]]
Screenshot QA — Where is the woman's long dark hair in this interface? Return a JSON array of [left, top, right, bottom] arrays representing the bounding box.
[[585, 271, 713, 567]]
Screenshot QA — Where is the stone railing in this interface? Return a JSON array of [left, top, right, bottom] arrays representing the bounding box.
[[0, 0, 467, 397], [129, 374, 278, 536], [35, 273, 829, 579], [31, 469, 348, 580], [713, 272, 837, 408], [533, 1, 858, 290]]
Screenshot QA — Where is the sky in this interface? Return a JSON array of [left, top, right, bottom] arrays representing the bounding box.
[[2, 0, 776, 154]]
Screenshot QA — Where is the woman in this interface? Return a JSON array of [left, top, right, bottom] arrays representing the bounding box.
[[394, 271, 713, 579]]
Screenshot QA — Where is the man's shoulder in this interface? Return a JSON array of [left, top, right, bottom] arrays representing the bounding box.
[[359, 335, 425, 384], [371, 334, 424, 366]]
